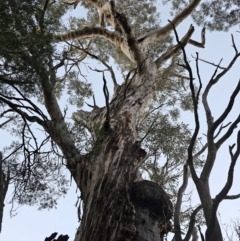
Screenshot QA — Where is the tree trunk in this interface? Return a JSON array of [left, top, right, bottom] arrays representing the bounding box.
[[196, 181, 223, 241], [66, 64, 173, 241], [73, 142, 172, 241]]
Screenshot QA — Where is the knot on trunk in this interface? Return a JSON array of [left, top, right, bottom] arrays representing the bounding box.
[[131, 180, 173, 241]]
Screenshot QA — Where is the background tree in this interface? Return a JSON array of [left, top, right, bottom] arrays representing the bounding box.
[[1, 0, 240, 241]]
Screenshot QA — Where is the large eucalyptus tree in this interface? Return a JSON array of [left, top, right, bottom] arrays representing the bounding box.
[[1, 1, 240, 241]]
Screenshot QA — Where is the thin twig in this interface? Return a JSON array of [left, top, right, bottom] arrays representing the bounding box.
[[191, 54, 226, 70], [102, 73, 110, 130]]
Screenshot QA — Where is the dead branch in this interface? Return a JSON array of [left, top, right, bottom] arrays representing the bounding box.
[[188, 27, 206, 48]]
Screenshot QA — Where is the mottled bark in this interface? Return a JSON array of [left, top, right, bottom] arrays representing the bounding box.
[[70, 65, 173, 241]]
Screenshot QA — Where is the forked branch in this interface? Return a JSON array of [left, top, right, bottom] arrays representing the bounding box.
[[211, 80, 240, 138], [201, 37, 240, 180], [202, 35, 240, 132], [169, 21, 202, 182], [189, 27, 206, 48]]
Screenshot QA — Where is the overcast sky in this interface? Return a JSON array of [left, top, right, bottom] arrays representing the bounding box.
[[1, 1, 240, 240]]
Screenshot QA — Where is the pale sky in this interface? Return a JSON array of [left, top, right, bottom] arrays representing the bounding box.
[[1, 1, 240, 240]]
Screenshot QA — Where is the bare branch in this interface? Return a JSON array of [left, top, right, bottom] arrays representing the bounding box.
[[191, 55, 226, 70], [200, 60, 227, 181], [155, 24, 195, 68], [0, 97, 44, 125], [231, 34, 238, 54], [202, 59, 222, 130], [197, 226, 205, 241], [184, 205, 202, 241], [188, 27, 206, 48], [214, 122, 231, 139], [10, 85, 48, 120], [174, 164, 188, 241], [211, 80, 240, 138], [55, 26, 123, 50], [93, 95, 97, 107], [202, 38, 240, 126], [195, 52, 203, 110], [170, 21, 202, 182], [85, 102, 95, 109], [0, 115, 17, 128], [102, 73, 110, 130], [193, 122, 231, 159], [224, 193, 240, 200], [216, 114, 240, 150], [72, 44, 118, 90], [137, 0, 201, 46], [193, 142, 207, 159]]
